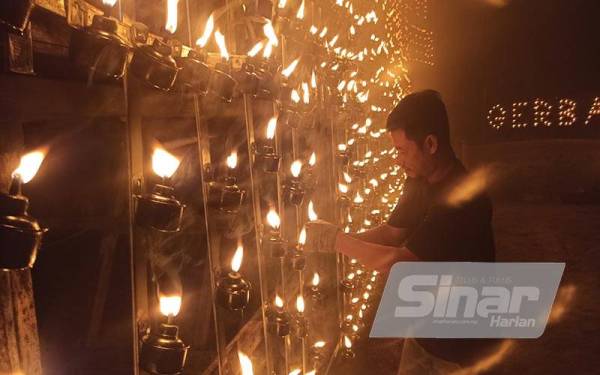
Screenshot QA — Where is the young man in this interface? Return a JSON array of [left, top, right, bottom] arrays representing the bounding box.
[[305, 90, 498, 373]]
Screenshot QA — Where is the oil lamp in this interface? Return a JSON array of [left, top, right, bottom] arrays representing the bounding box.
[[341, 335, 355, 359], [337, 182, 350, 206], [0, 0, 34, 33], [175, 14, 212, 94], [279, 58, 300, 105], [216, 241, 250, 311], [254, 117, 281, 173], [135, 147, 184, 232], [337, 143, 350, 165], [0, 151, 46, 270], [263, 209, 285, 257], [310, 340, 326, 369], [291, 295, 308, 338], [214, 151, 245, 214], [129, 0, 180, 90], [340, 272, 355, 294], [140, 294, 189, 375], [238, 351, 254, 375], [287, 227, 306, 270], [266, 294, 291, 336], [207, 30, 237, 102], [341, 314, 361, 340], [235, 43, 261, 96], [283, 160, 304, 205], [303, 152, 316, 192], [70, 0, 131, 81], [305, 272, 324, 304]]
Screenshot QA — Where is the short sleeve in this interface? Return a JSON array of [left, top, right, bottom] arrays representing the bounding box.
[[387, 178, 424, 229]]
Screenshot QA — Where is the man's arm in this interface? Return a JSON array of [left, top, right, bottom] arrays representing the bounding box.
[[352, 224, 409, 246], [336, 231, 419, 272]]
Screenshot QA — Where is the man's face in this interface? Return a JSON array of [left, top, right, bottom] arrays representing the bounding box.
[[389, 129, 432, 178]]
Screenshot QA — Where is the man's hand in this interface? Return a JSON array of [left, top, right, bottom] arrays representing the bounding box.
[[304, 220, 340, 253]]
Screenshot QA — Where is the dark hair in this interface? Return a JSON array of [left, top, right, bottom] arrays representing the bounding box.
[[386, 90, 451, 149]]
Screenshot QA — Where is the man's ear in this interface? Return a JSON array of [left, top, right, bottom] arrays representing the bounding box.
[[423, 134, 438, 155]]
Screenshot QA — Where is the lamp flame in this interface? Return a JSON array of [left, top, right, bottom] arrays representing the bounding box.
[[231, 242, 243, 272], [282, 58, 300, 78], [307, 200, 318, 220], [290, 89, 301, 103], [102, 0, 118, 6], [289, 370, 301, 375], [159, 295, 182, 317], [277, 0, 287, 8], [226, 151, 238, 169], [343, 171, 352, 183], [298, 227, 306, 245], [338, 183, 348, 194], [238, 351, 254, 375], [296, 0, 305, 19], [301, 82, 310, 104], [311, 272, 320, 286], [314, 341, 326, 348], [214, 30, 229, 60], [152, 148, 180, 179], [310, 70, 317, 88], [196, 14, 214, 47], [353, 192, 364, 204], [296, 295, 305, 313], [165, 0, 179, 34], [263, 21, 279, 46], [343, 336, 352, 349], [247, 41, 264, 57], [338, 143, 347, 152], [266, 209, 281, 229], [262, 41, 274, 58], [290, 160, 302, 178], [274, 294, 284, 308], [12, 151, 45, 184], [266, 117, 278, 140], [308, 152, 316, 166]]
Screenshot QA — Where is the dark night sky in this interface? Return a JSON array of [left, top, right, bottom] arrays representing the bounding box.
[[410, 0, 600, 144]]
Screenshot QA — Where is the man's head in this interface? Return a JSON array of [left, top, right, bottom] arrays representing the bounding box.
[[386, 90, 454, 179]]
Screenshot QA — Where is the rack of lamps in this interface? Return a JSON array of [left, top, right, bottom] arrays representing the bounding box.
[[27, 0, 416, 373]]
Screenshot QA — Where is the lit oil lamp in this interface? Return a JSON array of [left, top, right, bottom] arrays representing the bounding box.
[[238, 350, 254, 375], [70, 0, 131, 81], [217, 241, 250, 311], [217, 151, 245, 214], [0, 151, 46, 270], [235, 42, 261, 96], [140, 294, 189, 375], [207, 30, 237, 102], [337, 182, 350, 206], [283, 160, 305, 205], [337, 143, 350, 165], [341, 335, 355, 359], [175, 14, 214, 94], [255, 116, 281, 173], [263, 209, 285, 258], [135, 147, 184, 232], [291, 295, 308, 338], [287, 227, 306, 271], [340, 272, 356, 294], [305, 272, 324, 304], [279, 58, 301, 105], [303, 152, 317, 192], [310, 340, 326, 369], [266, 294, 291, 337]]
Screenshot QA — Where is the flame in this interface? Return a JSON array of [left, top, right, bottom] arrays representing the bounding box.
[[277, 0, 287, 8], [314, 341, 326, 348], [226, 151, 238, 169], [290, 89, 301, 103], [290, 160, 302, 178], [102, 0, 117, 7], [266, 209, 281, 229], [338, 183, 348, 194], [318, 27, 328, 38], [274, 294, 284, 308], [298, 227, 307, 245], [329, 34, 339, 46], [214, 30, 229, 60], [308, 152, 316, 167], [296, 0, 305, 19], [282, 58, 300, 78], [231, 242, 243, 272], [159, 295, 182, 317], [289, 370, 301, 375], [343, 336, 352, 348], [310, 70, 317, 88], [266, 117, 278, 140], [296, 295, 305, 313], [196, 14, 214, 47], [343, 171, 352, 183], [353, 192, 364, 204], [152, 148, 180, 179], [164, 0, 179, 34], [12, 151, 45, 183], [262, 41, 274, 58], [238, 351, 254, 375], [338, 143, 347, 152], [301, 82, 310, 104], [307, 200, 318, 220], [247, 41, 264, 57], [263, 21, 279, 46], [311, 272, 320, 286]]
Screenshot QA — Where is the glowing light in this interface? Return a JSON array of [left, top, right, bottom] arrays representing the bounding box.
[[282, 58, 300, 78], [329, 34, 339, 47], [338, 183, 348, 194], [307, 200, 318, 220], [311, 70, 317, 88], [152, 148, 180, 179], [263, 41, 274, 58], [165, 0, 179, 34], [214, 30, 229, 60], [353, 192, 364, 204], [291, 89, 301, 103], [102, 0, 117, 6], [274, 294, 284, 308], [289, 370, 301, 375], [238, 351, 254, 375], [226, 151, 238, 169], [247, 41, 264, 57], [231, 242, 243, 272], [277, 0, 287, 8], [308, 152, 316, 167], [263, 21, 279, 46], [298, 227, 306, 245], [338, 144, 347, 152], [343, 336, 352, 349], [12, 151, 45, 183], [266, 116, 278, 139], [296, 295, 305, 313], [290, 160, 303, 178], [196, 14, 214, 47], [302, 82, 310, 104], [266, 209, 281, 229], [313, 341, 326, 349], [296, 0, 305, 19], [319, 27, 328, 38], [159, 295, 181, 317], [343, 171, 352, 184], [311, 272, 320, 286]]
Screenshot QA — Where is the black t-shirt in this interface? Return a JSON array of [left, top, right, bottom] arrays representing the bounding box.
[[388, 158, 501, 365]]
